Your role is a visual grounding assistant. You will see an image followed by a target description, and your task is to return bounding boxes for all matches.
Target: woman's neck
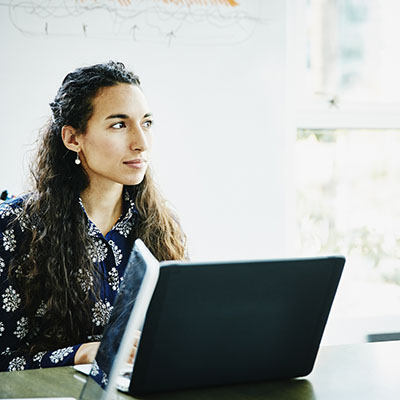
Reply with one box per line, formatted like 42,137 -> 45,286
80,182 -> 124,236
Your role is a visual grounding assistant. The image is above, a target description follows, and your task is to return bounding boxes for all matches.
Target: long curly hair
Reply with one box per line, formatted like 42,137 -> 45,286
9,61 -> 186,355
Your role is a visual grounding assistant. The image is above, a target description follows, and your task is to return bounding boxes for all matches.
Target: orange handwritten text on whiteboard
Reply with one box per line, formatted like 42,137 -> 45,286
75,0 -> 239,7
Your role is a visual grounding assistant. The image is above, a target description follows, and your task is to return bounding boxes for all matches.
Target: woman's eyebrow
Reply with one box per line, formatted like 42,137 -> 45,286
105,113 -> 129,120
105,112 -> 153,120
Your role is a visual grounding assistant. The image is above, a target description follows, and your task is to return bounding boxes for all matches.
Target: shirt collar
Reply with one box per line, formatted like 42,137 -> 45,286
79,188 -> 138,237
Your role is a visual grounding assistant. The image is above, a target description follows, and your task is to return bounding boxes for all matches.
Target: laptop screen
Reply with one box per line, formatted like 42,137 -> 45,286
130,256 -> 344,395
79,239 -> 160,400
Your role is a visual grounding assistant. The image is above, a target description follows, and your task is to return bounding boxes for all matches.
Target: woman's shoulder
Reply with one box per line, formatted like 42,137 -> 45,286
0,194 -> 30,218
0,193 -> 33,231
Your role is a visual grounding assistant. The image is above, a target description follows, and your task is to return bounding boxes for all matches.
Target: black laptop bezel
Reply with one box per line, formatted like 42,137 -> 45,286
129,256 -> 345,395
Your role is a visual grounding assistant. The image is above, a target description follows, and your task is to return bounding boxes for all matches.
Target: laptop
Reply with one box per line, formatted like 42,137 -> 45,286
79,242 -> 345,398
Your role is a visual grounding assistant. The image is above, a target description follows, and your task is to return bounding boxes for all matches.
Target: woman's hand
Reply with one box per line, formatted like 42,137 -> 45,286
74,341 -> 101,365
74,330 -> 141,365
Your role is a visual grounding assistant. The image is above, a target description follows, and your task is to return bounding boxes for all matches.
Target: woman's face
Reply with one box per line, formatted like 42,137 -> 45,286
78,83 -> 153,189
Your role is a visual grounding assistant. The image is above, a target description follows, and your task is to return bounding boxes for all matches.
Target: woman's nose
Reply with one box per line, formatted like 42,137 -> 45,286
130,126 -> 149,152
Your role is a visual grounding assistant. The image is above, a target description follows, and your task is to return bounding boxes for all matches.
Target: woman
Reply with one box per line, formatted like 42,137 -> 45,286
0,61 -> 186,372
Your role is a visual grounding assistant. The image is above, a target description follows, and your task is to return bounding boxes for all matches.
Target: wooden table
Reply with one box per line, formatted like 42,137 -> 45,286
1,341 -> 399,399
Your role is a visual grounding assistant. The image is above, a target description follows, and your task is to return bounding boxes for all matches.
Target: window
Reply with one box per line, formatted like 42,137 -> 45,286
296,129 -> 400,344
291,0 -> 400,344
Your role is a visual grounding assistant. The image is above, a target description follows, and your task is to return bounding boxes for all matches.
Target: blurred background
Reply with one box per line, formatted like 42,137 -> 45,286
1,0 -> 400,345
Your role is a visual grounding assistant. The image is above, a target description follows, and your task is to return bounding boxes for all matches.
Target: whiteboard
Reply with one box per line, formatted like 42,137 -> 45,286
0,0 -> 293,261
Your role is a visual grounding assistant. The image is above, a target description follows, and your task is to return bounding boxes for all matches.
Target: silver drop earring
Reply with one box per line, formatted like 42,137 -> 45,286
75,152 -> 81,165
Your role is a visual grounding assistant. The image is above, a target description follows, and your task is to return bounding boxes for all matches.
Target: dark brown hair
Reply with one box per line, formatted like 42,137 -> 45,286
10,61 -> 186,354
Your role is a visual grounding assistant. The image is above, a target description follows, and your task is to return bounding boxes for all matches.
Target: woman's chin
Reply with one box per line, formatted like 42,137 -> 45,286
122,174 -> 146,187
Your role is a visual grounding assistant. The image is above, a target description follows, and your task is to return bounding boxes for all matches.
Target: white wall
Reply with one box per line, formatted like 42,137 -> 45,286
0,0 -> 293,261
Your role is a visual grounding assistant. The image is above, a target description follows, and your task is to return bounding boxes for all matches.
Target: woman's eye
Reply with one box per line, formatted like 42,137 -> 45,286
111,121 -> 126,129
143,120 -> 153,129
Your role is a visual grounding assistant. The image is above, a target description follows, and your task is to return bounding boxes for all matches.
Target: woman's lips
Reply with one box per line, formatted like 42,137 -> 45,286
123,159 -> 147,169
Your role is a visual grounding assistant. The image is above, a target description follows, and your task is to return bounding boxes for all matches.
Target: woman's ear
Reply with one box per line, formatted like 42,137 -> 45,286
61,126 -> 81,152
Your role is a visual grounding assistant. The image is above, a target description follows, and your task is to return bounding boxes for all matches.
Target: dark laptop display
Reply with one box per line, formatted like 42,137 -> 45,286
130,255 -> 345,395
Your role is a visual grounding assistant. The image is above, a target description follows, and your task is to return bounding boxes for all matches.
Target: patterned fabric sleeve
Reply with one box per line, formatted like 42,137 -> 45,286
0,229 -> 83,370
0,343 -> 82,372
0,198 -> 82,371
0,200 -> 26,371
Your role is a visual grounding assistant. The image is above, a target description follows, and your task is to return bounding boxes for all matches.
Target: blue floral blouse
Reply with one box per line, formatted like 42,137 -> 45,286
0,191 -> 138,372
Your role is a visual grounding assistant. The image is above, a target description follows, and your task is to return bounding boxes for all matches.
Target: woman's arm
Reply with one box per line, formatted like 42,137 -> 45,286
0,342 -> 87,371
0,273 -> 101,370
0,200 -> 91,371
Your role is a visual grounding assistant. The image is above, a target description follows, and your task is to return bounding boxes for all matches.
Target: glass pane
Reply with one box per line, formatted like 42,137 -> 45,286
306,0 -> 400,102
296,129 -> 400,343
